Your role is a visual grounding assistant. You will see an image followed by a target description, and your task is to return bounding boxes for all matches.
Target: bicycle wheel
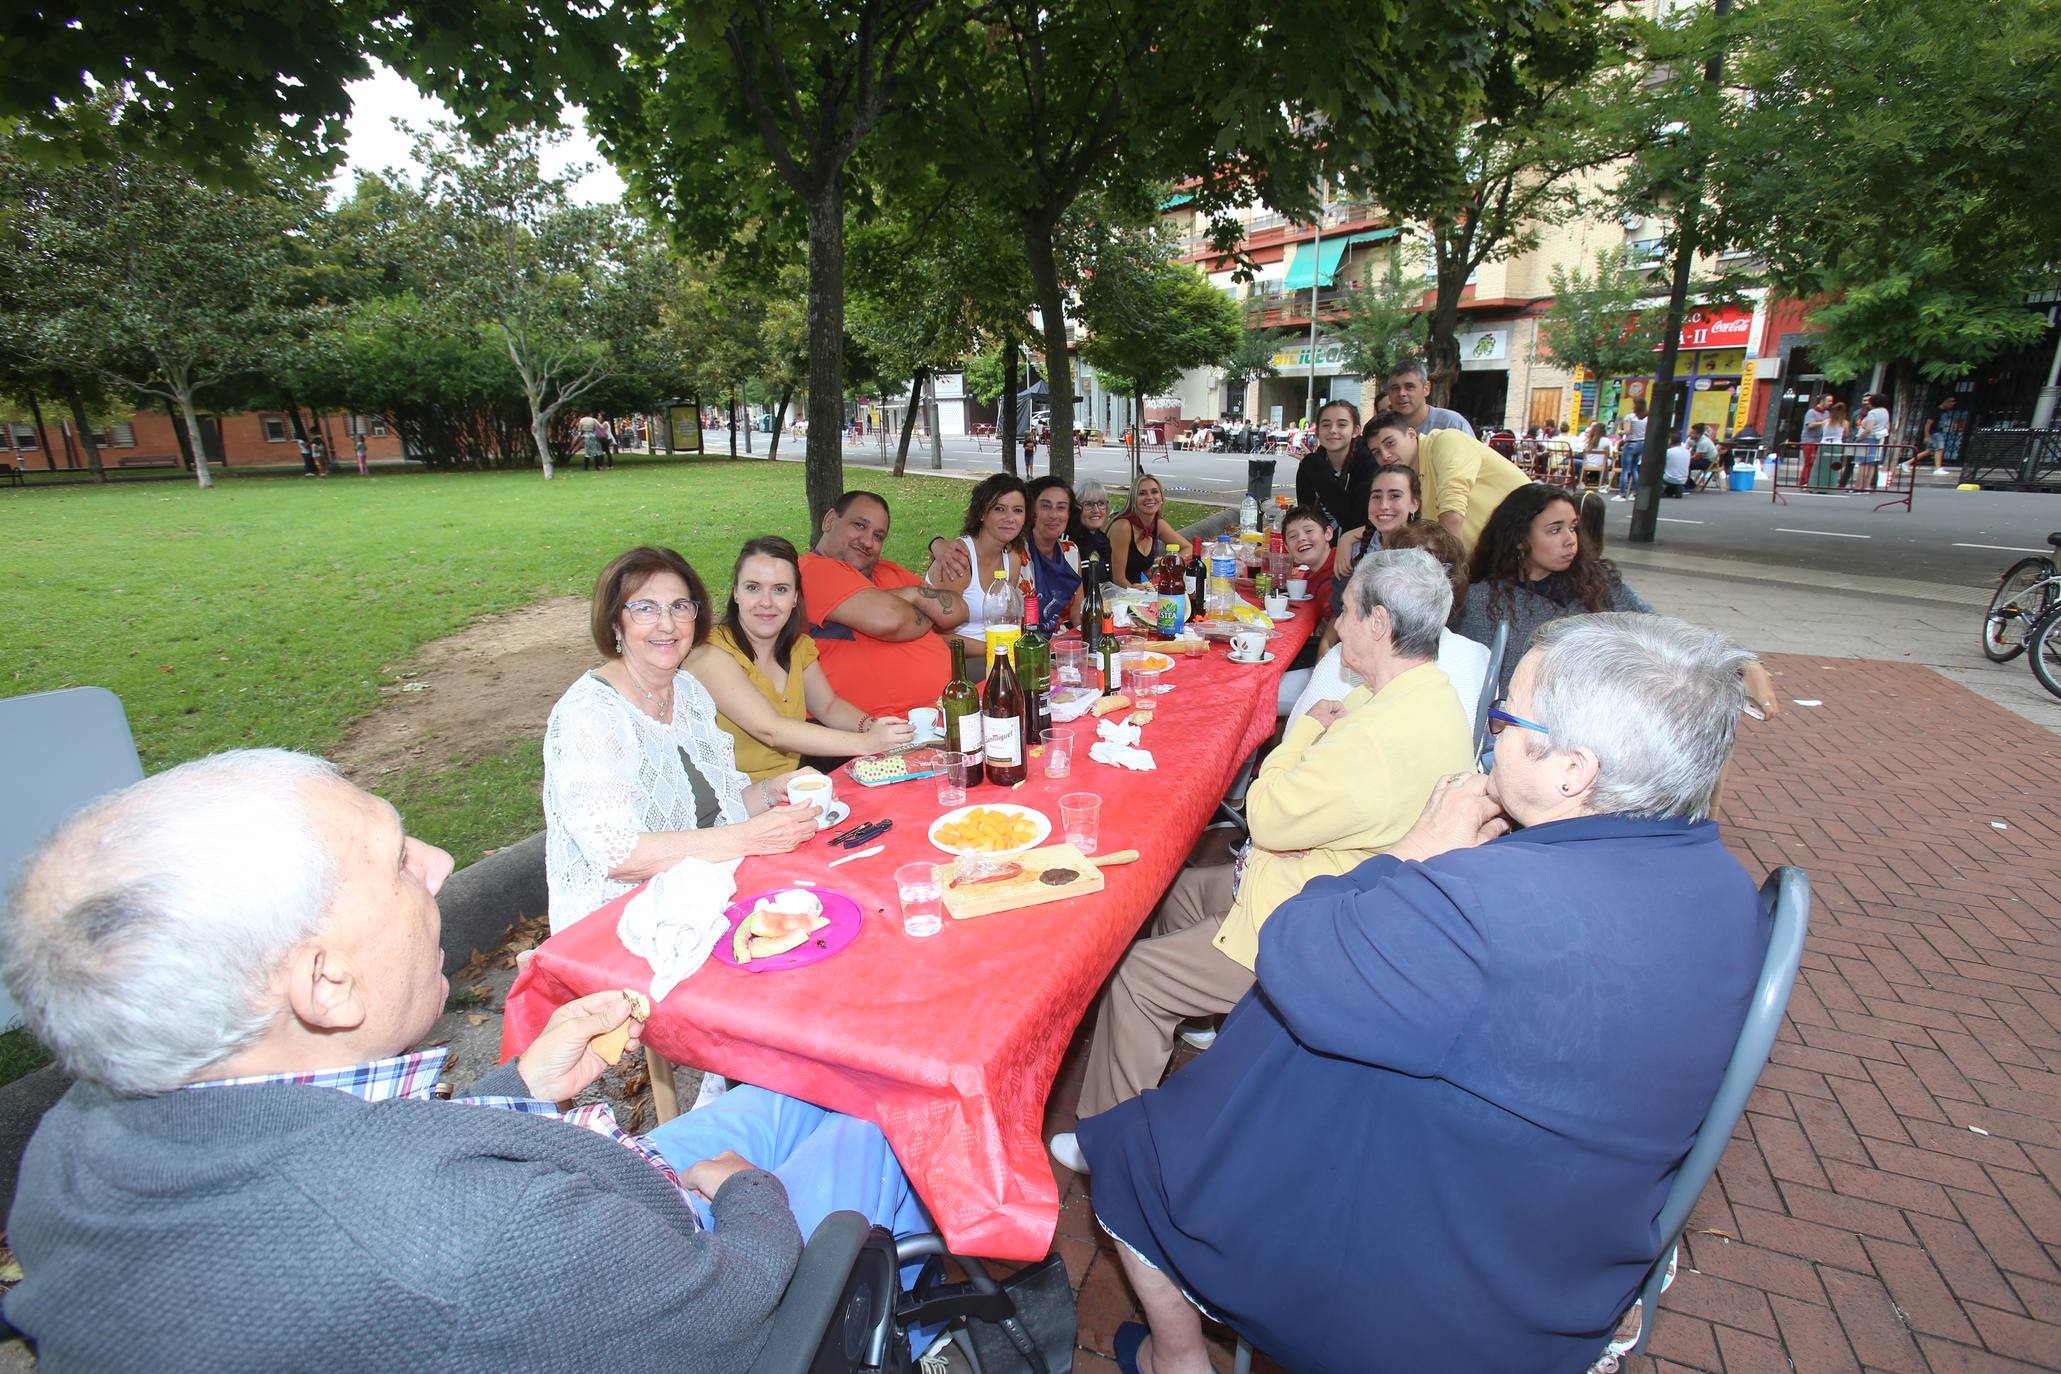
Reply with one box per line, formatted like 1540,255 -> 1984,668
1982,557 -> 2054,662
2030,607 -> 2061,701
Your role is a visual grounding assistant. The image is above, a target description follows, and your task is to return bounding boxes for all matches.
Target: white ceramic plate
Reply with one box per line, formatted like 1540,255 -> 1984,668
927,802 -> 1053,857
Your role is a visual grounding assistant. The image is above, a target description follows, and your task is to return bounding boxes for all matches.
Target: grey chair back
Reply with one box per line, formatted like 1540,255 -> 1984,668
1471,621 -> 1510,761
1628,865 -> 1811,1356
0,687 -> 145,1030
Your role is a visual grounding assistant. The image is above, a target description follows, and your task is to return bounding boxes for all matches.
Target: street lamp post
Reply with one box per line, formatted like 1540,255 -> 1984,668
1307,169 -> 1325,422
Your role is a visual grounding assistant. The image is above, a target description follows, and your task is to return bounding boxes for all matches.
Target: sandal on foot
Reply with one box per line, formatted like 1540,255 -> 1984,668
1113,1321 -> 1149,1374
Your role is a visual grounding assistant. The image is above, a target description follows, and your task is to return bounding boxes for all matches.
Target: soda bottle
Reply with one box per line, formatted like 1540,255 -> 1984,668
942,637 -> 983,756
1153,543 -> 1187,638
981,641 -> 1026,786
982,568 -> 1016,671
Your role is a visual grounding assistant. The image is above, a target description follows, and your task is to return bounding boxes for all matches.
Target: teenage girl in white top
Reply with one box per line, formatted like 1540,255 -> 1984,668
935,472 -> 1028,673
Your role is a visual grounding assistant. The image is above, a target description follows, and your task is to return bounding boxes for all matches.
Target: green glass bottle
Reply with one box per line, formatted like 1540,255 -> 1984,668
942,636 -> 983,756
1014,579 -> 1050,741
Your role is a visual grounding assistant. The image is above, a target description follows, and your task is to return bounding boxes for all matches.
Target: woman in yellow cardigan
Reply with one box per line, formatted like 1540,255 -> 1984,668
687,537 -> 914,782
1366,410 -> 1534,555
1050,548 -> 1474,1175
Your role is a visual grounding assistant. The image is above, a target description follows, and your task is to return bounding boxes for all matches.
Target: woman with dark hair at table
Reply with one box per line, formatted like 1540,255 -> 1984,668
1079,613 -> 1769,1374
1452,484 -> 1651,699
930,472 -> 1028,673
1023,476 -> 1084,631
689,536 -> 915,783
1293,398 -> 1371,535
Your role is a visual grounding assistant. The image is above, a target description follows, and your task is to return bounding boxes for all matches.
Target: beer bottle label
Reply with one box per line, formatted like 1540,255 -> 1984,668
985,716 -> 1022,766
954,713 -> 984,752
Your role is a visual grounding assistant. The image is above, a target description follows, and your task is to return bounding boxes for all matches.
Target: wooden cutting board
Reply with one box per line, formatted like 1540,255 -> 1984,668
931,842 -> 1107,920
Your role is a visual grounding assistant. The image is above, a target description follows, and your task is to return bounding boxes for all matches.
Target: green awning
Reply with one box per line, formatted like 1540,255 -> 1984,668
1282,238 -> 1350,291
1159,191 -> 1194,210
1340,228 -> 1400,248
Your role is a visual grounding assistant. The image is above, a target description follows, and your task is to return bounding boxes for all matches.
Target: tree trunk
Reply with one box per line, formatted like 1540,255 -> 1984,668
926,371 -> 943,471
727,386 -> 739,458
1630,215 -> 1698,544
743,384 -> 754,454
68,393 -> 106,483
1425,260 -> 1467,409
801,183 -> 848,533
161,397 -> 195,475
1022,218 -> 1075,485
518,369 -> 557,477
1000,331 -> 1020,477
769,390 -> 792,458
894,367 -> 926,477
28,397 -> 60,470
173,390 -> 214,489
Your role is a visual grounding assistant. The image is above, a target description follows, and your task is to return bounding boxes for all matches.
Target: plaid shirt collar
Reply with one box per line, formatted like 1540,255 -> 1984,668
184,1047 -> 453,1101
184,1046 -> 684,1194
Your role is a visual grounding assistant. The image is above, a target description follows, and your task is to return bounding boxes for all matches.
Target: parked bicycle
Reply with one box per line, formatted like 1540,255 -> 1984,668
1982,533 -> 2061,699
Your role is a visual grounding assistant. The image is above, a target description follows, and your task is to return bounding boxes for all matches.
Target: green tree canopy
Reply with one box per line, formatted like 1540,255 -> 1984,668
1531,247 -> 1664,381
1078,246 -> 1242,477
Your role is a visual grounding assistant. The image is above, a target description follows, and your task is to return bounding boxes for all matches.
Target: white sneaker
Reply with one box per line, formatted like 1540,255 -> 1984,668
1049,1132 -> 1090,1174
1178,1025 -> 1219,1049
1610,494 -> 1627,502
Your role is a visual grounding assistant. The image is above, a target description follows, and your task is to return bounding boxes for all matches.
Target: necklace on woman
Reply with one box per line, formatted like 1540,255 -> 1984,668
620,661 -> 673,718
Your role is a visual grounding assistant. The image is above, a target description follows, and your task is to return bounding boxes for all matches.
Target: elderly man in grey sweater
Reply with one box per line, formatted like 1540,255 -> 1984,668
1,750 -> 927,1372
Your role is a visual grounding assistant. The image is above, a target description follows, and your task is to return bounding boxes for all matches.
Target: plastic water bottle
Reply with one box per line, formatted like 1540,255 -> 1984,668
1207,537 -> 1238,618
1238,492 -> 1260,534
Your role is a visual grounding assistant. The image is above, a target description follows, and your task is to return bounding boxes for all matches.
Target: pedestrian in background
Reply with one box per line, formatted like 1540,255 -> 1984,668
1613,397 -> 1648,501
1801,395 -> 1832,487
353,433 -> 368,478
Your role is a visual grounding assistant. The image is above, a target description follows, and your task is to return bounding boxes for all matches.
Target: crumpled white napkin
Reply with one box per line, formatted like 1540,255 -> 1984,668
1090,740 -> 1157,771
617,855 -> 743,1001
1096,719 -> 1142,747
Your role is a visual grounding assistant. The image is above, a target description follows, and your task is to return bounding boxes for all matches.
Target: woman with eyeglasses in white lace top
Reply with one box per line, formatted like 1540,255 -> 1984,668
542,546 -> 824,934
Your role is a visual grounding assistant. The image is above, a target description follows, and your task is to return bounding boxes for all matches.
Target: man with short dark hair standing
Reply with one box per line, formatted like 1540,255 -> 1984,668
1385,358 -> 1475,439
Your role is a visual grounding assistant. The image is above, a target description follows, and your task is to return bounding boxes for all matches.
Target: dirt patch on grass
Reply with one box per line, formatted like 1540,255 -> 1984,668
334,596 -> 594,782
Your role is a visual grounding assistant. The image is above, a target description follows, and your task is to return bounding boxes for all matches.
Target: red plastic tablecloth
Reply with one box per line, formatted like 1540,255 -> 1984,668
502,610 -> 1315,1261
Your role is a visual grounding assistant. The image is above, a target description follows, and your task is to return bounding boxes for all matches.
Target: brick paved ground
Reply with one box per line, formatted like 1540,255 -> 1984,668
1036,654 -> 2061,1373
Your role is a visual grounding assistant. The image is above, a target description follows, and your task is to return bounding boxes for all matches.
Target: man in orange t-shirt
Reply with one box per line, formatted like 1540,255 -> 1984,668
799,490 -> 968,717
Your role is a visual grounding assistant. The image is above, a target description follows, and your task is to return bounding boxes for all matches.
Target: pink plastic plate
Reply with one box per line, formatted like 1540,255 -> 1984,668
713,888 -> 865,973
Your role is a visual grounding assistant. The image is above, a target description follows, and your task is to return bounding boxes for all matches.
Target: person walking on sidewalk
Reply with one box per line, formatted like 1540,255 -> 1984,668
1613,397 -> 1648,501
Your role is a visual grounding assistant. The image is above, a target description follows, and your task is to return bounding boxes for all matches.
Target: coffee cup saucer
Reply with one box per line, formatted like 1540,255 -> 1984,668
817,800 -> 852,829
1230,650 -> 1277,665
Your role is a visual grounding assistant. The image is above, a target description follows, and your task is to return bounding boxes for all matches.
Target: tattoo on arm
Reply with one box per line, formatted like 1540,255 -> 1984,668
914,585 -> 961,614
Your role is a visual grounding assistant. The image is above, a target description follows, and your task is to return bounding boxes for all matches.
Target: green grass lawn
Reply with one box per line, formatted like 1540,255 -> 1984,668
3,459 -> 1212,870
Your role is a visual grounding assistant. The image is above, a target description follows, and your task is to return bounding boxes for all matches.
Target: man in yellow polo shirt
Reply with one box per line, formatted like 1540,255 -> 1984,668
1050,549 -> 1473,1173
1366,411 -> 1533,554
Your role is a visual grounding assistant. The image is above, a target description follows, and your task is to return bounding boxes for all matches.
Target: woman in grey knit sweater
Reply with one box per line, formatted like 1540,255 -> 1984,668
1452,484 -> 1651,697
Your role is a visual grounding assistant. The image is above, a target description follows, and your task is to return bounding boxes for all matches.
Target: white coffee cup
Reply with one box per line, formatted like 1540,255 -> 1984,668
786,773 -> 837,827
907,707 -> 941,740
1264,592 -> 1290,618
1287,577 -> 1309,600
1230,630 -> 1267,662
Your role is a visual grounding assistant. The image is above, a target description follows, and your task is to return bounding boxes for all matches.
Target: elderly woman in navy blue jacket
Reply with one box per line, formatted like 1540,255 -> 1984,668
1078,613 -> 1768,1374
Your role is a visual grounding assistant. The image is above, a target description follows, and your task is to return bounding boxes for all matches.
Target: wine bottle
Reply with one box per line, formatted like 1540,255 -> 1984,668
1016,584 -> 1050,740
1185,538 -> 1208,621
942,636 -> 983,756
982,642 -> 1026,786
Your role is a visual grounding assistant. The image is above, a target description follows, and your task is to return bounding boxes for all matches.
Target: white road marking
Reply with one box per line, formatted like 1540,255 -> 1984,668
1658,517 -> 1704,524
1953,543 -> 2055,554
1776,528 -> 1870,538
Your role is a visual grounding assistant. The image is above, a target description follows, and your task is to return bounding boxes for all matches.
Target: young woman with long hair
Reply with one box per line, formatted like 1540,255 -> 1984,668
1110,474 -> 1183,588
1452,484 -> 1652,696
687,536 -> 914,782
1294,398 -> 1372,535
932,472 -> 1029,661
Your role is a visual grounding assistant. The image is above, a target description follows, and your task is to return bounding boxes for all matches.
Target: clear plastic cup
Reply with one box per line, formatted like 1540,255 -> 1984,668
895,861 -> 943,937
935,749 -> 973,807
1059,792 -> 1101,855
1040,727 -> 1073,779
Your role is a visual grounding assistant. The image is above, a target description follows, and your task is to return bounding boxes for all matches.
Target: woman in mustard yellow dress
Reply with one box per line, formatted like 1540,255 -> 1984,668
687,537 -> 915,781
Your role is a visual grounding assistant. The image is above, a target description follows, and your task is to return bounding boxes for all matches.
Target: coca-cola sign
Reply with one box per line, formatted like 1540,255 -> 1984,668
1671,305 -> 1753,350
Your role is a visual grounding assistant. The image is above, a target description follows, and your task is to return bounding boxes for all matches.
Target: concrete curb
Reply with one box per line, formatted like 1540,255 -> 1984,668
0,831 -> 550,1212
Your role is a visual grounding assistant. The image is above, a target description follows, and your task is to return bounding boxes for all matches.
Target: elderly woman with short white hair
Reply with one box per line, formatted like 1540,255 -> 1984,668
1078,613 -> 1768,1374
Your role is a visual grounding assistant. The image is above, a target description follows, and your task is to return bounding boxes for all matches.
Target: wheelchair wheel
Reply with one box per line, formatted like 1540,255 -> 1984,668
2029,607 -> 2061,701
1983,557 -> 2054,662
